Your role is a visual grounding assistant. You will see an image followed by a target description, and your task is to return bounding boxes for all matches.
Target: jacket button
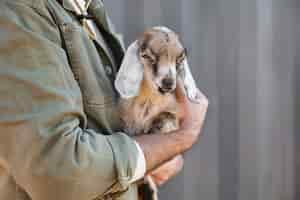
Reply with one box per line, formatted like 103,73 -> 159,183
105,65 -> 113,75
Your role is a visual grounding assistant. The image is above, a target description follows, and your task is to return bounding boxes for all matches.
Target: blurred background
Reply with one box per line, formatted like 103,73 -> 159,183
104,0 -> 299,199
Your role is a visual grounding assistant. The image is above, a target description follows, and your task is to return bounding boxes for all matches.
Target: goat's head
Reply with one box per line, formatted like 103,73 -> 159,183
115,26 -> 199,102
138,27 -> 186,94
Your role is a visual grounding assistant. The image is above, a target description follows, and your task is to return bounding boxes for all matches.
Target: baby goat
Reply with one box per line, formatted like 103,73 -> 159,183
115,27 -> 199,200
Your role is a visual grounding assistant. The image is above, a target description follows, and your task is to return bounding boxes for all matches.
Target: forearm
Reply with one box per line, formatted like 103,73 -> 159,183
134,129 -> 193,172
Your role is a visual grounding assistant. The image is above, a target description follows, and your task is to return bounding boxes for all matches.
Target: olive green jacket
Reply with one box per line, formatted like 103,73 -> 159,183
0,0 -> 140,199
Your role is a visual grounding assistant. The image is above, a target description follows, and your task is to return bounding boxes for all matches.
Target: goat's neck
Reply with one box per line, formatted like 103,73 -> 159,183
137,78 -> 164,104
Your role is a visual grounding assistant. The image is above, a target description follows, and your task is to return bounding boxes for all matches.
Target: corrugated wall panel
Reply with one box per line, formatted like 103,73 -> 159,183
104,0 -> 298,199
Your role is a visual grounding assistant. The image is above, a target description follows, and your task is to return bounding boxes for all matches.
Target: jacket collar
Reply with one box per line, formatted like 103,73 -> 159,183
61,0 -> 111,33
87,0 -> 114,33
61,0 -> 77,13
85,0 -> 125,51
60,0 -> 125,59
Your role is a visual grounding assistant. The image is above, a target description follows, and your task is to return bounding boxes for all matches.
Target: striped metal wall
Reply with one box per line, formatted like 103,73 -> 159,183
104,0 -> 298,199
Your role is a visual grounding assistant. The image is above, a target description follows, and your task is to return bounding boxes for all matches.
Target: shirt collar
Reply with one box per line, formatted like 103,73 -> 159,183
61,0 -> 78,13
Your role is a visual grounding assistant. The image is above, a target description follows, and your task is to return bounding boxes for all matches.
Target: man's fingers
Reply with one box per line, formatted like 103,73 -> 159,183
171,155 -> 184,173
175,80 -> 189,120
176,79 -> 208,107
175,79 -> 188,103
149,155 -> 184,186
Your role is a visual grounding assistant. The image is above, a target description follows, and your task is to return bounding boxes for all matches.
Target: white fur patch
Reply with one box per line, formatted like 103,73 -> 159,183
114,41 -> 144,98
153,26 -> 173,33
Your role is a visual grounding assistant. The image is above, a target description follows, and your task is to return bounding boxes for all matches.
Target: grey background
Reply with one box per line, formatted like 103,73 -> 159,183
104,0 -> 299,199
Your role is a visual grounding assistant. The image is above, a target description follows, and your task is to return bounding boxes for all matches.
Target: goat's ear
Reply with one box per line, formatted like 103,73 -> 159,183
179,59 -> 202,103
115,41 -> 144,98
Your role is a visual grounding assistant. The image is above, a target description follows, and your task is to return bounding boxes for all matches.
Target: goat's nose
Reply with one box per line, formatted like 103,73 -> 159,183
162,78 -> 174,89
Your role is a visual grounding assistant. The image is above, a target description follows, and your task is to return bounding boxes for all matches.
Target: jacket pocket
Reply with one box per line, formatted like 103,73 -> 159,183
58,21 -> 122,132
59,21 -> 117,107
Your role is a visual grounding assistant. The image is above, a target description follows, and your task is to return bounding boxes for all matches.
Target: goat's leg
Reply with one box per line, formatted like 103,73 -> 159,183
147,112 -> 179,134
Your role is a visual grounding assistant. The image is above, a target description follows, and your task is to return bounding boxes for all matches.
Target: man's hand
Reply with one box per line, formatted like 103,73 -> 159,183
148,155 -> 184,186
176,80 -> 209,149
135,80 -> 208,171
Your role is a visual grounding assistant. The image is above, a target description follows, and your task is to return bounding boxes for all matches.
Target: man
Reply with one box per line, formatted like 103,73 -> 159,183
0,0 -> 208,199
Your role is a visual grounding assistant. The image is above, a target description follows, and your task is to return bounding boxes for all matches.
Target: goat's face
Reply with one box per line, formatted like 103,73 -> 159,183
138,29 -> 186,94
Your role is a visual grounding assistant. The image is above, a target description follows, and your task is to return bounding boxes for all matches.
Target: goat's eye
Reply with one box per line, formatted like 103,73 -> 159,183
142,54 -> 156,64
176,54 -> 186,69
176,59 -> 184,69
177,54 -> 185,63
142,54 -> 153,61
142,54 -> 151,60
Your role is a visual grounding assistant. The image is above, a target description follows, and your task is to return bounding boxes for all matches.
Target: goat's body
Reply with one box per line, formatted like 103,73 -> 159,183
119,79 -> 179,137
118,79 -> 180,200
115,26 -> 195,200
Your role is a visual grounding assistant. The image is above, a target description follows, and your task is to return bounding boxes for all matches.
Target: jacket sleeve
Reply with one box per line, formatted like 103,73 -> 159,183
0,2 -> 139,199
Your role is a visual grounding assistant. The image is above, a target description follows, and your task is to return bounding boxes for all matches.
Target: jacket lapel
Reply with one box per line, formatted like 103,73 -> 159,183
60,0 -> 125,68
87,0 -> 125,68
87,0 -> 111,33
87,0 -> 125,51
